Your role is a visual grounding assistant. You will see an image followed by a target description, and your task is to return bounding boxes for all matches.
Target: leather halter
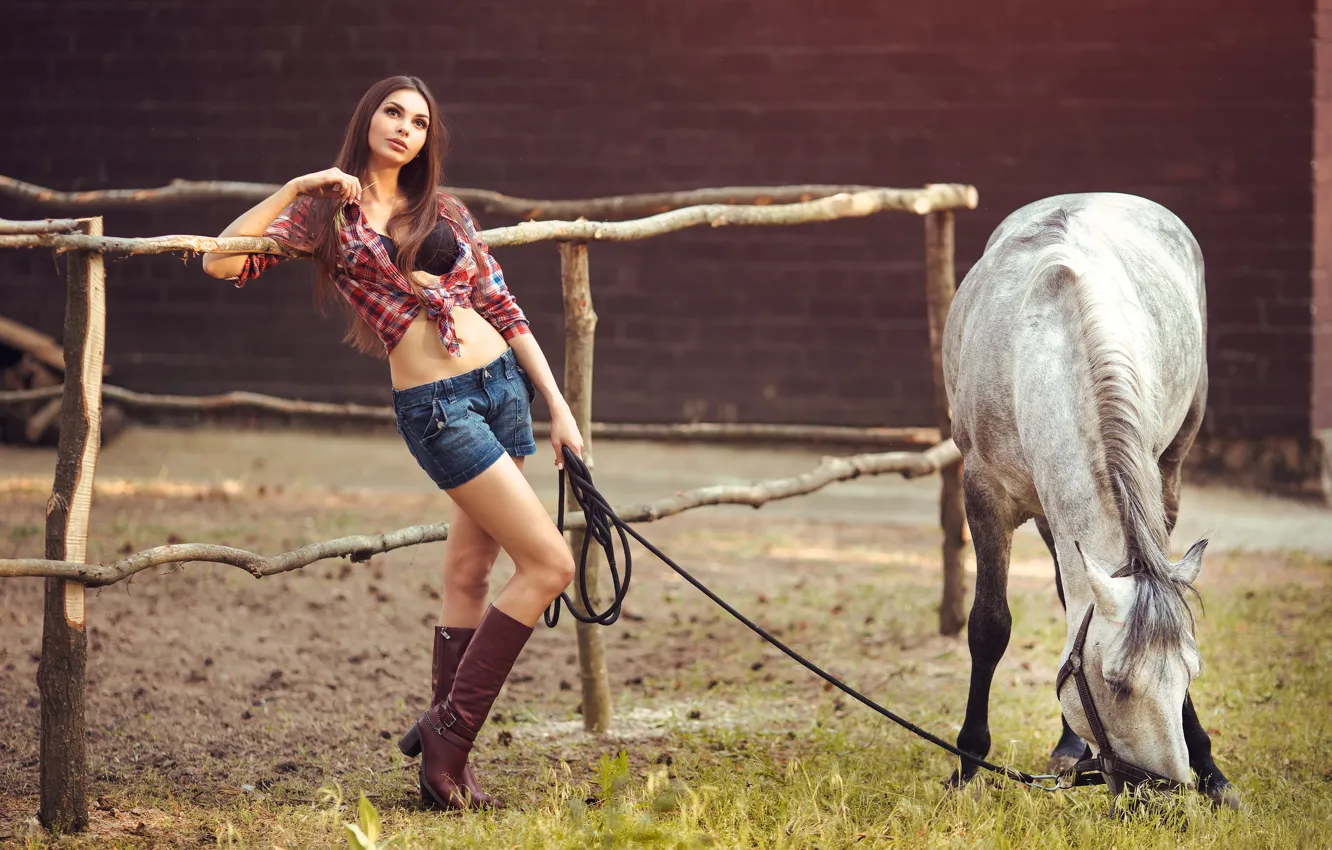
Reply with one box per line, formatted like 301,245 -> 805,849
1055,602 -> 1187,791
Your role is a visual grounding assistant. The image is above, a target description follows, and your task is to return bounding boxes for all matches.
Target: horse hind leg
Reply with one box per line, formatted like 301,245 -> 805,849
946,468 -> 1019,788
1036,515 -> 1092,773
1160,375 -> 1206,536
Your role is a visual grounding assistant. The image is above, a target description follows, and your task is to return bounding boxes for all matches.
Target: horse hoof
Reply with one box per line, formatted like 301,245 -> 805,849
1046,753 -> 1082,775
942,769 -> 972,790
1203,781 -> 1241,811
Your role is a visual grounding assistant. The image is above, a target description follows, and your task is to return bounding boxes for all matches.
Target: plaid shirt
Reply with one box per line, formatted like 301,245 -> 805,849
235,192 -> 530,355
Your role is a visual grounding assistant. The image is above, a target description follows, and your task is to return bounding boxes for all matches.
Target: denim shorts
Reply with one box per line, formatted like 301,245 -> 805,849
392,348 -> 537,490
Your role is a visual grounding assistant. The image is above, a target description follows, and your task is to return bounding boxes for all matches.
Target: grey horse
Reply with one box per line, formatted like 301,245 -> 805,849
942,193 -> 1238,806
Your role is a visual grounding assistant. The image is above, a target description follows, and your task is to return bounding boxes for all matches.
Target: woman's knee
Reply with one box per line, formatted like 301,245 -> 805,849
523,543 -> 575,597
445,545 -> 499,594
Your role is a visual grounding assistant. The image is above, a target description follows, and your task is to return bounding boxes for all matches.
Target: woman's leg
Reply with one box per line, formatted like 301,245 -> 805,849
437,458 -> 523,629
416,455 -> 574,810
444,455 -> 573,626
401,462 -> 525,806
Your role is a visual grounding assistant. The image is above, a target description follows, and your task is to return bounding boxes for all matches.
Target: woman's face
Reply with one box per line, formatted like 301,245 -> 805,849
368,88 -> 430,167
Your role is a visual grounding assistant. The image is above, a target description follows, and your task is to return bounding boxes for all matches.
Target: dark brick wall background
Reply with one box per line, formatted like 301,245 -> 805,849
0,0 -> 1318,435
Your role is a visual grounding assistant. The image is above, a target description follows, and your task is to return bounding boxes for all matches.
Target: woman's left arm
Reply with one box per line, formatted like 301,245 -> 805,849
507,334 -> 584,468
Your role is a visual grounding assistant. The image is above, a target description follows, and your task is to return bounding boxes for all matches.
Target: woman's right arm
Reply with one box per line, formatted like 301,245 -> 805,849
201,167 -> 363,280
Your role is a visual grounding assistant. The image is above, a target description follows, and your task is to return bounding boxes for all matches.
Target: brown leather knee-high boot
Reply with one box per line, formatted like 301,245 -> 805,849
398,626 -> 496,807
417,605 -> 531,811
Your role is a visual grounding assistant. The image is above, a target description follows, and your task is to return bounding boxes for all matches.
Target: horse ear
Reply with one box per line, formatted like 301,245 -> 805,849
1172,538 -> 1207,585
1074,541 -> 1124,618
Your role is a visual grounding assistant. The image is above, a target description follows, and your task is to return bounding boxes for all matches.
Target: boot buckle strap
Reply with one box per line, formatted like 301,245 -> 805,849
426,705 -> 462,737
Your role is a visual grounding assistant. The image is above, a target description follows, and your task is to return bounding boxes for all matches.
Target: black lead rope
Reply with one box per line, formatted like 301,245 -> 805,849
542,450 -> 634,628
545,447 -> 1098,792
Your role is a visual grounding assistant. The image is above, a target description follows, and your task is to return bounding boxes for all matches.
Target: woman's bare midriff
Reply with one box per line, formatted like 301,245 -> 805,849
389,308 -> 510,391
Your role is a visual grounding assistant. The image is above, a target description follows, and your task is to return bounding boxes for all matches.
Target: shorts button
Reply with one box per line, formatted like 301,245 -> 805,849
434,420 -> 444,430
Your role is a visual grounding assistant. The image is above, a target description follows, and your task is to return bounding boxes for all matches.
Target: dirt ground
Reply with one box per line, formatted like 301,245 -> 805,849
0,426 -> 1329,845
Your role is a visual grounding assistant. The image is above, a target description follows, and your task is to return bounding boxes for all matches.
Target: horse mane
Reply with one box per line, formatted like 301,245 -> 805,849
1022,208 -> 1198,675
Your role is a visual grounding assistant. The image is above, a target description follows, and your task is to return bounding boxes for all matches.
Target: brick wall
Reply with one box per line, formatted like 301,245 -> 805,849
0,0 -> 1318,434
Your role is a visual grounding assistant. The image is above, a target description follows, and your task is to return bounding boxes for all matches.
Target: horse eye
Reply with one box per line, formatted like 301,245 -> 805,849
1106,679 -> 1132,699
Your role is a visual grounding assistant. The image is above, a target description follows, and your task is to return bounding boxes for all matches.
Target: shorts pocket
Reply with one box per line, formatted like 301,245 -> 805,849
416,398 -> 451,444
517,368 -> 536,403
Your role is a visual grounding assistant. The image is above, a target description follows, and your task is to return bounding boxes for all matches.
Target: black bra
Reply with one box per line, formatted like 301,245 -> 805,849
379,219 -> 459,276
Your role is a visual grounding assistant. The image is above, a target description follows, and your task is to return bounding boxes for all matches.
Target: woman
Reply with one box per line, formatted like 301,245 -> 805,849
202,75 -> 580,811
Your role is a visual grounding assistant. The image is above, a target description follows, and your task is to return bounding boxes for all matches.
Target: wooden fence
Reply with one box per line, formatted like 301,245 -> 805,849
0,178 -> 975,832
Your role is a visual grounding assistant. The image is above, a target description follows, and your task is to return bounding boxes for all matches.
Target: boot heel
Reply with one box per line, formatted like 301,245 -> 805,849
398,722 -> 422,757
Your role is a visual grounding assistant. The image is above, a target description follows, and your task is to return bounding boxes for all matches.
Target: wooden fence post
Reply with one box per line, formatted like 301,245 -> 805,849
559,241 -> 613,733
39,217 -> 105,832
924,211 -> 968,637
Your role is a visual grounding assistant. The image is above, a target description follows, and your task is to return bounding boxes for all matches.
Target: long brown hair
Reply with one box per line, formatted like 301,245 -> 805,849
306,75 -> 483,356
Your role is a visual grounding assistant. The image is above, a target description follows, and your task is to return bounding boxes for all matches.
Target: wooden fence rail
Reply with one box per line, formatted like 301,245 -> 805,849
0,383 -> 940,447
0,185 -> 976,254
2,440 -> 960,586
0,174 -> 976,221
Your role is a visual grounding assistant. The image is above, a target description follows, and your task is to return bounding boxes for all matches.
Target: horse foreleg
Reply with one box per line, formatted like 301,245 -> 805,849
1184,693 -> 1241,809
1160,386 -> 1232,804
946,470 -> 1016,788
1036,515 -> 1092,773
